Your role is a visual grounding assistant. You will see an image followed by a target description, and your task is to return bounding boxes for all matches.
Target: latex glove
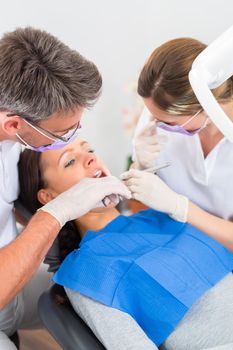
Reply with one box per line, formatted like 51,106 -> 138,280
121,169 -> 188,222
40,176 -> 131,227
133,119 -> 167,170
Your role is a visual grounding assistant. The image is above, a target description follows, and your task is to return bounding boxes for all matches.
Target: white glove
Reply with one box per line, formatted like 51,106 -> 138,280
133,119 -> 167,170
121,169 -> 188,222
40,176 -> 131,227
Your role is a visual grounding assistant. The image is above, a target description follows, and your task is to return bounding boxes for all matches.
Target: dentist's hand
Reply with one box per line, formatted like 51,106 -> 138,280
133,120 -> 167,170
121,169 -> 188,222
40,176 -> 131,227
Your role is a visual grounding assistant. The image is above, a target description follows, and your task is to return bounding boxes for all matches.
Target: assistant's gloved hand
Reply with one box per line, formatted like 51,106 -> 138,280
40,176 -> 131,227
133,119 -> 167,170
121,169 -> 188,222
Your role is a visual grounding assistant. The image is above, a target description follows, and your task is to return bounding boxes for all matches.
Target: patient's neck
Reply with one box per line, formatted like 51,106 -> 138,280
74,207 -> 120,238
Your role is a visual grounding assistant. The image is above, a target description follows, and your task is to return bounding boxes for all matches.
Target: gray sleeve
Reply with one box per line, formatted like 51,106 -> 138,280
65,288 -> 158,350
160,273 -> 233,350
202,345 -> 233,350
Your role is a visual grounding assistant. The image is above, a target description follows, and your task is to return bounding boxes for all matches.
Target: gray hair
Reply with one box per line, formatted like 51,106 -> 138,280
0,27 -> 102,121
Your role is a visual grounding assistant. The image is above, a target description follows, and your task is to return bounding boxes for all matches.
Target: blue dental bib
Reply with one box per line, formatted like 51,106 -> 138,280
53,209 -> 233,346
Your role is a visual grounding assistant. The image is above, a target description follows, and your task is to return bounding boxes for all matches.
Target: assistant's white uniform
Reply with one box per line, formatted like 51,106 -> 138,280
133,108 -> 233,220
0,141 -> 50,349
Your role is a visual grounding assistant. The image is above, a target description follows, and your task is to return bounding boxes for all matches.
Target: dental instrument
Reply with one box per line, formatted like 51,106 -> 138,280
142,162 -> 171,174
102,163 -> 172,206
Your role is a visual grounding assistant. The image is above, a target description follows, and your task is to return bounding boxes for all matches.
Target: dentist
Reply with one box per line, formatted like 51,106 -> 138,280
0,27 -> 130,349
122,36 -> 233,252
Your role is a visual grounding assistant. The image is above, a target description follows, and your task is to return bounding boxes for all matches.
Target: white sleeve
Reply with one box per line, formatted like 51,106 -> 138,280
132,106 -> 152,162
66,288 -> 158,350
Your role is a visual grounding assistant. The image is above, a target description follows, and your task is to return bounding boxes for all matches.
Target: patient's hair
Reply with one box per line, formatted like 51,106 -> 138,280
18,149 -> 81,304
138,37 -> 233,115
0,27 -> 102,121
18,149 -> 81,264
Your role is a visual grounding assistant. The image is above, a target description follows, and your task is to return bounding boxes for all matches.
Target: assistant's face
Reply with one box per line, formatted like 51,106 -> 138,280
40,138 -> 110,197
143,97 -> 206,131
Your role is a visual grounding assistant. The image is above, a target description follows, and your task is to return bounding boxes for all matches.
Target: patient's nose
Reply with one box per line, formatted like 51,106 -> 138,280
84,153 -> 97,168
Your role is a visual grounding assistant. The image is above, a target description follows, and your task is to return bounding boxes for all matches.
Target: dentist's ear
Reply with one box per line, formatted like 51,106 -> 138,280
37,189 -> 56,205
1,114 -> 22,136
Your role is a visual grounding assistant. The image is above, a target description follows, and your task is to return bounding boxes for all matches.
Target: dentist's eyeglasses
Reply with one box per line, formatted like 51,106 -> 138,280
7,113 -> 82,142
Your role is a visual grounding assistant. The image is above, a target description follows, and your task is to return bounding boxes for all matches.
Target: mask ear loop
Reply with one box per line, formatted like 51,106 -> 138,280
180,109 -> 203,127
15,133 -> 32,149
199,115 -> 210,131
22,118 -> 56,141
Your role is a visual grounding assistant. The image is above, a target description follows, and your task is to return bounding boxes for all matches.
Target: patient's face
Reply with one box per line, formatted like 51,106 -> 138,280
40,138 -> 110,196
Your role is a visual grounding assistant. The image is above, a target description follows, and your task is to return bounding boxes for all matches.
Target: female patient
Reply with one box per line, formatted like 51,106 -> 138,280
18,138 -> 233,350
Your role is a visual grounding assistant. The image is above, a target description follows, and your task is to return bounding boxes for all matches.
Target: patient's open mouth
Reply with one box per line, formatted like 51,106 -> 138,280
93,170 -> 106,178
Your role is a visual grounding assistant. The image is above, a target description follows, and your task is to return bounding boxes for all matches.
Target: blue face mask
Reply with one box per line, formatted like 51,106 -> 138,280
16,118 -> 82,152
157,110 -> 209,136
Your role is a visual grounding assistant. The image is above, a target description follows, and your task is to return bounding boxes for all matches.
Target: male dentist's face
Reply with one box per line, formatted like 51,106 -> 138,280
2,107 -> 83,148
40,138 -> 110,197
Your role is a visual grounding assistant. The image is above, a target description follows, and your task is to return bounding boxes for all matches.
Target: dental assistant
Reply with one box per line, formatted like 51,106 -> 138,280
0,27 -> 130,350
123,37 -> 233,252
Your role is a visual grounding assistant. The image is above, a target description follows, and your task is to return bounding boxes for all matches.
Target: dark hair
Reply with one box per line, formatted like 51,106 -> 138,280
18,148 -> 81,259
138,37 -> 233,115
0,27 -> 102,121
18,149 -> 81,303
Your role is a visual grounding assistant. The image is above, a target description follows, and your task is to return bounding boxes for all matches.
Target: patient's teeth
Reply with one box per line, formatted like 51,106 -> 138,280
94,170 -> 102,178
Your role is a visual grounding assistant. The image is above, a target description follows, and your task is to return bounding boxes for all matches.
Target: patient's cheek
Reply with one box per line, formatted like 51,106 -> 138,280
101,162 -> 111,176
56,175 -> 84,193
105,169 -> 111,176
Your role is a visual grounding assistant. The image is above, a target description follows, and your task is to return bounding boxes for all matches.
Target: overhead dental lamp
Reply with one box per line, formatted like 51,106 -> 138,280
189,25 -> 233,142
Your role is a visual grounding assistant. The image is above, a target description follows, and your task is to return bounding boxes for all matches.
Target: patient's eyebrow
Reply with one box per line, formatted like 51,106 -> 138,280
57,141 -> 89,164
58,150 -> 71,164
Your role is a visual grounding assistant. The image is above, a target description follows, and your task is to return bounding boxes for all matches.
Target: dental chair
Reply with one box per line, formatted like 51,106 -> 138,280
15,199 -> 106,350
38,283 -> 106,350
9,332 -> 20,349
